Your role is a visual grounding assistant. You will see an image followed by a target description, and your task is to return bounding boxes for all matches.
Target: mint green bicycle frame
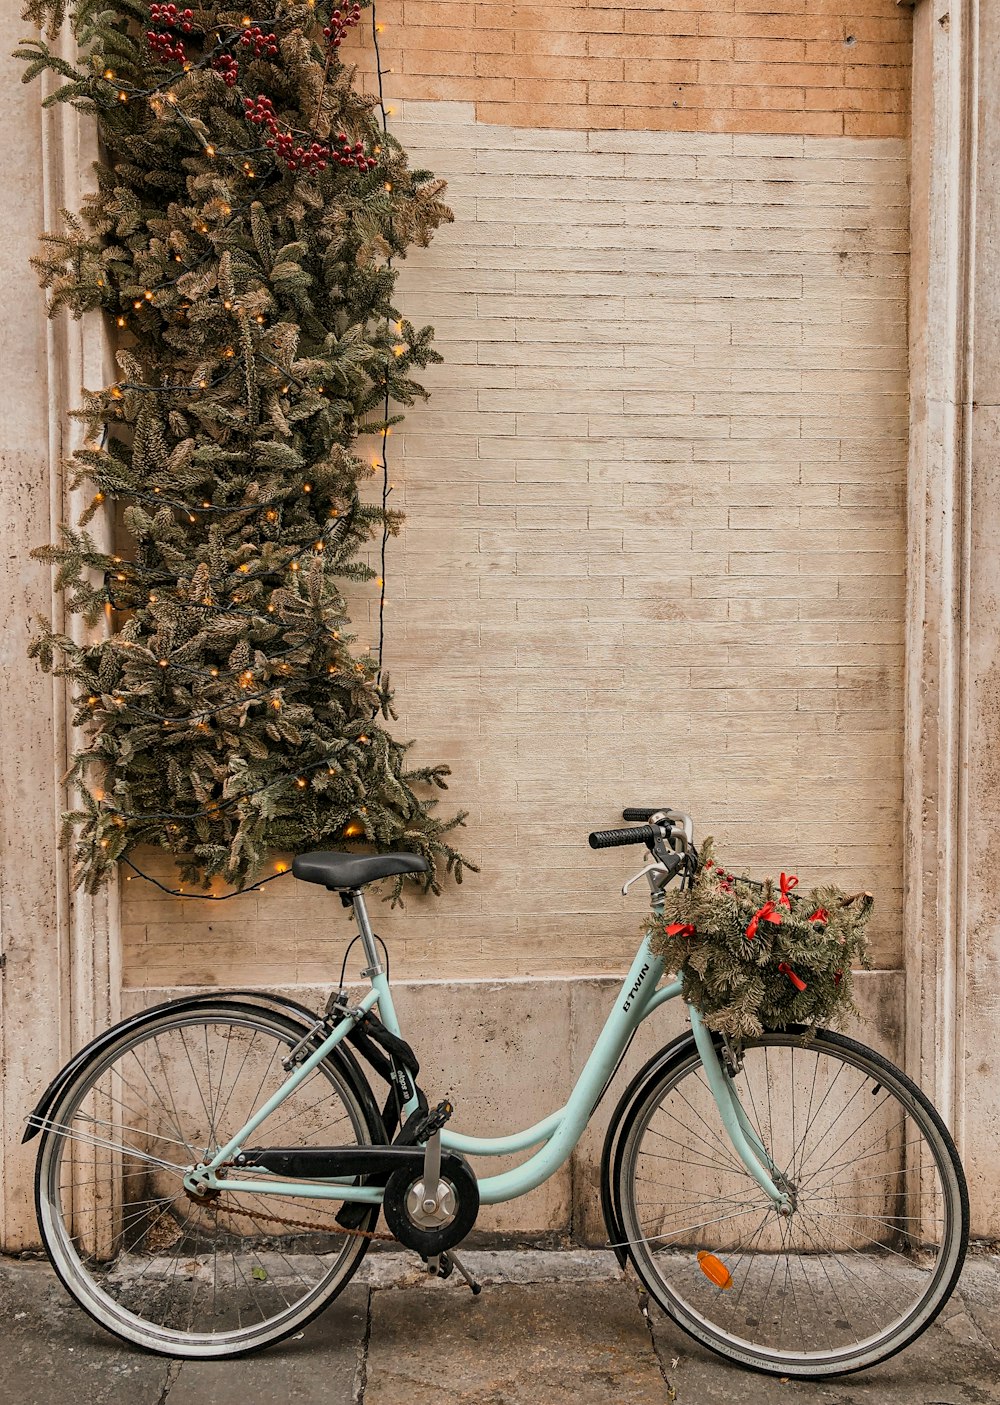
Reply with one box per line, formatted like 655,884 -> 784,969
187,922 -> 791,1214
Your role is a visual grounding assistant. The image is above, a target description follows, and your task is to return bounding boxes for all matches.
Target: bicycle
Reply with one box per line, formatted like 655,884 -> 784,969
24,807 -> 969,1375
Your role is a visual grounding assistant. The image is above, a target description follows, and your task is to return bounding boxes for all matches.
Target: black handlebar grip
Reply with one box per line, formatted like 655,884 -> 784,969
621,808 -> 660,821
588,824 -> 659,850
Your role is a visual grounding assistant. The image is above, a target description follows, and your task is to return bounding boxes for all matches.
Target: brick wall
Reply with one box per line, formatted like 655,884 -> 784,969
122,5 -> 910,991
354,0 -> 910,137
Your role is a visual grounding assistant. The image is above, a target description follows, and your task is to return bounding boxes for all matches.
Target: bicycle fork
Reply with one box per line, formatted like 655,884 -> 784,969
688,1006 -> 794,1214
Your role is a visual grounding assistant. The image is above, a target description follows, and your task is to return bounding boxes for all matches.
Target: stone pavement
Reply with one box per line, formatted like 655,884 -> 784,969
0,1249 -> 997,1405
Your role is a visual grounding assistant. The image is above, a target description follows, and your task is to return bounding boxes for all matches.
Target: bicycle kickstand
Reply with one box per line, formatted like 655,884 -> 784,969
426,1249 -> 483,1295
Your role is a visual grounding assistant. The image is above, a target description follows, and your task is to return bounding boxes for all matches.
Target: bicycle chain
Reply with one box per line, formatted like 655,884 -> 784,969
205,1194 -> 398,1243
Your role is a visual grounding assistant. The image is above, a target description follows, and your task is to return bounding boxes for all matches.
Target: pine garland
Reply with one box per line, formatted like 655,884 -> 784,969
647,840 -> 873,1041
16,1 -> 473,896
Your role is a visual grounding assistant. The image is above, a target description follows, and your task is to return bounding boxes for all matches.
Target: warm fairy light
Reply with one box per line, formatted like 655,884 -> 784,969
358,734 -> 368,743
296,776 -> 308,788
241,14 -> 252,23
205,145 -> 216,157
103,68 -> 115,79
118,90 -> 128,103
256,314 -> 265,324
392,343 -> 406,356
266,509 -> 278,522
110,385 -> 122,399
384,182 -> 392,191
150,593 -> 158,602
267,603 -> 275,612
223,299 -> 233,309
159,658 -> 168,667
343,820 -> 363,837
385,107 -> 395,116
238,563 -> 250,572
87,695 -> 98,706
210,667 -> 219,677
116,315 -> 127,327
272,698 -> 281,709
144,289 -> 153,300
290,561 -> 300,571
375,22 -> 384,31
303,482 -> 312,492
275,861 -> 288,873
133,300 -> 143,309
95,492 -> 105,503
224,347 -> 235,358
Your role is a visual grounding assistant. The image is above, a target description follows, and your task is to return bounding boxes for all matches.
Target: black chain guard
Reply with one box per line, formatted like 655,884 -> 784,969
382,1153 -> 479,1255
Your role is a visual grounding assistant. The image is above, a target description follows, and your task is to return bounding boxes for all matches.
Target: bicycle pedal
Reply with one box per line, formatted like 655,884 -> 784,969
413,1098 -> 454,1142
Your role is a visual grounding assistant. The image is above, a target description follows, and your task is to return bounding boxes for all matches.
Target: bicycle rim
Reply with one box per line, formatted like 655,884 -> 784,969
36,1004 -> 377,1357
616,1030 -> 968,1376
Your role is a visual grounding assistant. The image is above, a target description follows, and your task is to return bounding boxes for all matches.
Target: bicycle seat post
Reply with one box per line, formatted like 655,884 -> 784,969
347,888 -> 383,978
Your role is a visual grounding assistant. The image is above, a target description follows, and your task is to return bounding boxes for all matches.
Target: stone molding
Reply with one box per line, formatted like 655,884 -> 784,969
903,0 -> 1000,1236
0,39 -> 120,1246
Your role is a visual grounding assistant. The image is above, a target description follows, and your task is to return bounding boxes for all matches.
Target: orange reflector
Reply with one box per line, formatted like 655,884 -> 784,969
697,1251 -> 732,1289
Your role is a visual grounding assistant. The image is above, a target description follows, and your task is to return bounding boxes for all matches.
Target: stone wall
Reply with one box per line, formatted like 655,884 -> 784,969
2,0 -> 922,1243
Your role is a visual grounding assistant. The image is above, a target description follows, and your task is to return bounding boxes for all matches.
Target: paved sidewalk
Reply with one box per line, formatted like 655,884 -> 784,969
1,1249 -> 997,1404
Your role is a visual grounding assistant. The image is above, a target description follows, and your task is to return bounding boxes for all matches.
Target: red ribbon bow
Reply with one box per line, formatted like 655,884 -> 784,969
779,873 -> 798,909
666,922 -> 695,939
746,901 -> 782,941
778,961 -> 807,992
807,907 -> 829,925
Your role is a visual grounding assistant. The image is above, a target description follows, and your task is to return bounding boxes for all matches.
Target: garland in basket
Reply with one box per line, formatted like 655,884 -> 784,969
646,839 -> 873,1042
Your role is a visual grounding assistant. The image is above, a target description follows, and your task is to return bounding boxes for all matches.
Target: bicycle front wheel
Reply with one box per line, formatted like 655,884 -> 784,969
613,1028 -> 968,1377
35,1002 -> 381,1357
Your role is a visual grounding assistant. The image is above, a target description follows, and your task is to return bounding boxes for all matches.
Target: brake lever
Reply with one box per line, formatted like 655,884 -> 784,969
622,863 -> 667,896
622,853 -> 684,897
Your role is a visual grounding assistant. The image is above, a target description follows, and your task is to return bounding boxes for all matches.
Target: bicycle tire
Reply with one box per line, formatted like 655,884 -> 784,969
607,1027 -> 968,1377
35,1001 -> 384,1358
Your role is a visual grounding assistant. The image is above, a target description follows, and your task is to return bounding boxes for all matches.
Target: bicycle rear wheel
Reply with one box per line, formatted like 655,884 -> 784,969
611,1028 -> 968,1377
35,1002 -> 381,1357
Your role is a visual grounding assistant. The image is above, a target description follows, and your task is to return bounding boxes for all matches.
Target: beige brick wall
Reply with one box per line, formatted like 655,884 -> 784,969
122,102 -> 909,989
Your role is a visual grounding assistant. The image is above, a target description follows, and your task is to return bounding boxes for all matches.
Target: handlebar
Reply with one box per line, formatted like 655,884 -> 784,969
621,807 -> 660,822
588,824 -> 661,850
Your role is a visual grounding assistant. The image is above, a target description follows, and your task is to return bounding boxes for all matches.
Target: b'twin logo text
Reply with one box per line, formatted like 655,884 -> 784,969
622,962 -> 650,1014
